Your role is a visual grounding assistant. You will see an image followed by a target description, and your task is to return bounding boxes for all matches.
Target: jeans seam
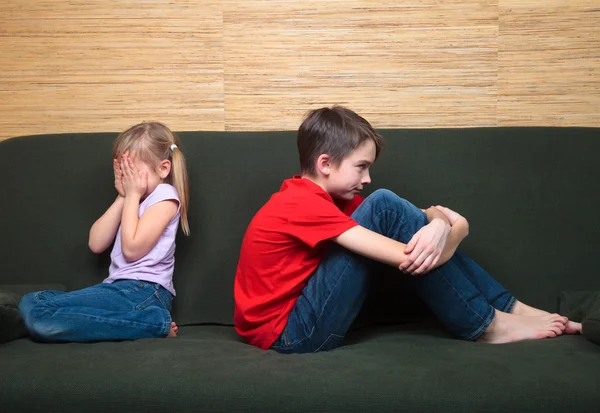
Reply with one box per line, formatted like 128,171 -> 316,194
500,296 -> 517,314
162,310 -> 172,337
313,333 -> 344,353
33,307 -> 169,331
435,266 -> 495,339
33,290 -> 98,308
27,292 -> 103,324
306,254 -> 356,345
155,290 -> 172,311
372,196 -> 423,244
280,256 -> 354,351
374,208 -> 415,244
274,324 -> 313,350
282,322 -> 315,349
464,306 -> 496,341
135,290 -> 162,311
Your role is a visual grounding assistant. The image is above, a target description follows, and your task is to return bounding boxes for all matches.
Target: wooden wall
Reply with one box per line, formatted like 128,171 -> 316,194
1,0 -> 598,141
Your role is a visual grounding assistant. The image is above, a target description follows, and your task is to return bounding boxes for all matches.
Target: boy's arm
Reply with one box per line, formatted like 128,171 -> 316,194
400,206 -> 469,274
399,207 -> 451,274
333,206 -> 469,274
440,217 -> 469,261
435,205 -> 469,263
333,226 -> 410,267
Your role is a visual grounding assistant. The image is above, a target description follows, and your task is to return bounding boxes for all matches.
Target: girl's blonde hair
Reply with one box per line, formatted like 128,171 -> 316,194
113,122 -> 190,235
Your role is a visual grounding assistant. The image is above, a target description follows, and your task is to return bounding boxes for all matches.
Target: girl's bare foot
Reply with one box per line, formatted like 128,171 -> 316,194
167,321 -> 178,337
511,300 -> 581,335
477,310 -> 567,344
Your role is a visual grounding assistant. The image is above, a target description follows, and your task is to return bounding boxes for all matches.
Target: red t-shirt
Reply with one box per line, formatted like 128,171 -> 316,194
234,176 -> 364,349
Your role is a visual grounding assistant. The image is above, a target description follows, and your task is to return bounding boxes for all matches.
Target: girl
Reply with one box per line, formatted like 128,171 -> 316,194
19,122 -> 190,342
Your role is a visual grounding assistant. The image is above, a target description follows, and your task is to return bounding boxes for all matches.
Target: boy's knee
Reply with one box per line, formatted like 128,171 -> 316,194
367,189 -> 419,214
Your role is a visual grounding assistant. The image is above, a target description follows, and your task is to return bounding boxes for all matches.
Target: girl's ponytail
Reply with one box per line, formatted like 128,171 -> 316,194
170,141 -> 190,236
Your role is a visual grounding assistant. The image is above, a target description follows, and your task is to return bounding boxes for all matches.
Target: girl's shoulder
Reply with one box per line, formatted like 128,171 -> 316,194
151,183 -> 179,201
141,184 -> 181,213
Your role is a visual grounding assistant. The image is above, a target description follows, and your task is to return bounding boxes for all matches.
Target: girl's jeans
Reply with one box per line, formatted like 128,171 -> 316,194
18,280 -> 172,342
271,189 -> 516,354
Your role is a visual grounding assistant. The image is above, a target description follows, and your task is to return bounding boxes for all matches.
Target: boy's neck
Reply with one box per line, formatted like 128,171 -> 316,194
300,173 -> 329,195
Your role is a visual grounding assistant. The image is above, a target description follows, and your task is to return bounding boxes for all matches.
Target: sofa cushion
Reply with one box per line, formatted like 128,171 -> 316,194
3,129 -> 600,327
1,324 -> 599,412
559,290 -> 600,345
583,309 -> 600,345
0,284 -> 66,344
0,289 -> 26,344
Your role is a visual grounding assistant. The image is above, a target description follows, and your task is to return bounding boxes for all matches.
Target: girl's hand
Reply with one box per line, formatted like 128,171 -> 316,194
113,159 -> 126,197
120,153 -> 147,198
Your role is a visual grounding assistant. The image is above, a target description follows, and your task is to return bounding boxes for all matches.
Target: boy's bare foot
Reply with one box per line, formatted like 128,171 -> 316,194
167,321 -> 178,337
477,310 -> 567,344
511,300 -> 581,335
511,300 -> 550,317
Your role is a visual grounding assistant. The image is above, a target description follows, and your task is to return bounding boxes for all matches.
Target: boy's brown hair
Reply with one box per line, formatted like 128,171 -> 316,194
297,106 -> 384,176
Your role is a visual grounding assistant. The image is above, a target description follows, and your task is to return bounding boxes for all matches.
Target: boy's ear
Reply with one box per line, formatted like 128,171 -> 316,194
159,159 -> 172,179
316,154 -> 332,176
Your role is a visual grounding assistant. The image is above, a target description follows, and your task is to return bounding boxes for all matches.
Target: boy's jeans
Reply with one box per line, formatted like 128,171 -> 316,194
18,280 -> 172,342
271,189 -> 516,354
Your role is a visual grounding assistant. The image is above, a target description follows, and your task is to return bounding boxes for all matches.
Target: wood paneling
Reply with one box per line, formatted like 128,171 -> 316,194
0,1 -> 224,140
498,0 -> 600,126
1,1 -> 598,140
223,0 -> 498,130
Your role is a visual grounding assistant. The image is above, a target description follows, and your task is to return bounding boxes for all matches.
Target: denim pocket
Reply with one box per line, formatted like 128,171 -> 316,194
278,314 -> 315,350
133,283 -> 172,312
135,290 -> 161,311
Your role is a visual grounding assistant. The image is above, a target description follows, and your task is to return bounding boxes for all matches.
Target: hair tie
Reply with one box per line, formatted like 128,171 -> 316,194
170,144 -> 178,151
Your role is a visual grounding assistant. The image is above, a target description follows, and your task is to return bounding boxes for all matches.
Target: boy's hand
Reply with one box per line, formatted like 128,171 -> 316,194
120,153 -> 147,198
434,205 -> 463,226
113,159 -> 125,197
400,216 -> 450,275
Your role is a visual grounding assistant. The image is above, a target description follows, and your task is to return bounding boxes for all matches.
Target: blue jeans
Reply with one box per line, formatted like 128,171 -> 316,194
18,280 -> 173,342
271,189 -> 516,353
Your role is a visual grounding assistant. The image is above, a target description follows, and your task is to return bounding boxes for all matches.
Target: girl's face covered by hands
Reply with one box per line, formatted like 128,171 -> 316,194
117,152 -> 165,199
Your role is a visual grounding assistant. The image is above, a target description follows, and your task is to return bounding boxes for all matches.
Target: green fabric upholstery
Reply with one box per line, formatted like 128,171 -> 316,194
2,128 -> 600,411
559,290 -> 600,345
1,325 -> 599,412
0,289 -> 25,344
2,128 -> 600,326
0,284 -> 66,343
583,311 -> 600,346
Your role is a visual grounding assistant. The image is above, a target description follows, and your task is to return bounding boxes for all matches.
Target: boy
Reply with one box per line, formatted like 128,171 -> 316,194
234,106 -> 580,353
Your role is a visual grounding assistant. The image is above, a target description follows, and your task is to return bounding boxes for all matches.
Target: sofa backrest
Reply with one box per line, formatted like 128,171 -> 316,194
1,128 -> 599,326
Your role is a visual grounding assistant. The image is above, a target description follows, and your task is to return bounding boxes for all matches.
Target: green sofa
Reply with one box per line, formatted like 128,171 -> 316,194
2,128 -> 600,412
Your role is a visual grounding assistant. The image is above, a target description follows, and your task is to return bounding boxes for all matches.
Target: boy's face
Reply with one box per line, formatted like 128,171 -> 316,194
327,139 -> 376,201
